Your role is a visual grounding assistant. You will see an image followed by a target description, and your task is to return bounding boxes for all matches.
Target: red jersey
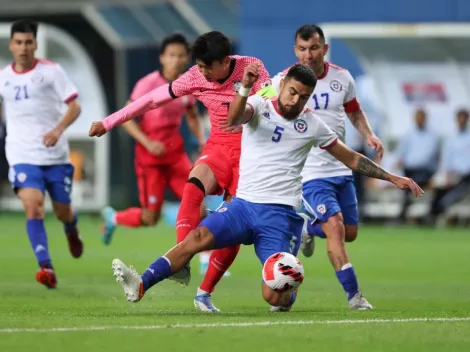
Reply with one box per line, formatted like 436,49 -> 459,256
130,71 -> 196,165
169,55 -> 271,148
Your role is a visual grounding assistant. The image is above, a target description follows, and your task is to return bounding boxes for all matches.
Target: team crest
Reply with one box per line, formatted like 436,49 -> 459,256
330,80 -> 342,92
317,204 -> 327,214
31,72 -> 44,84
217,207 -> 228,213
294,119 -> 308,133
17,172 -> 27,183
233,80 -> 242,92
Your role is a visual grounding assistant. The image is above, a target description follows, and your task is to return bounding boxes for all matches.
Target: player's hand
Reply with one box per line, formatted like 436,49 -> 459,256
242,63 -> 260,88
89,121 -> 107,137
219,119 -> 243,133
144,140 -> 165,157
366,134 -> 384,163
391,175 -> 424,197
43,127 -> 63,147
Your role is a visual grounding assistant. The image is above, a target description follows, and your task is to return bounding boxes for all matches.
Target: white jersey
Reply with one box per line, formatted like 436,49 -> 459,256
0,59 -> 78,166
272,62 -> 360,182
236,95 -> 337,208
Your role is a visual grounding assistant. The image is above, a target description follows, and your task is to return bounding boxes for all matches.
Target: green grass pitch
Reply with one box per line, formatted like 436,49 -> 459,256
0,213 -> 469,352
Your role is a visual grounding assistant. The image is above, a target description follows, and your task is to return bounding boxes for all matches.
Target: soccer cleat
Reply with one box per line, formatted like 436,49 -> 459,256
348,293 -> 373,310
36,268 -> 57,289
112,259 -> 144,302
270,290 -> 297,312
168,262 -> 191,286
66,229 -> 83,258
194,293 -> 220,312
101,206 -> 117,245
298,213 -> 315,258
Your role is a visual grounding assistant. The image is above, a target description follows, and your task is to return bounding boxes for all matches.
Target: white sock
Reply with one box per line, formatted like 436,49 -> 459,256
199,251 -> 211,264
341,263 -> 352,271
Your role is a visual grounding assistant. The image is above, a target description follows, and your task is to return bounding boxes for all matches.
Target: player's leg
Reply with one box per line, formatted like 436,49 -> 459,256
10,164 -> 57,288
101,163 -> 166,245
45,164 -> 83,259
167,154 -> 212,275
111,198 -> 251,305
254,204 -> 304,311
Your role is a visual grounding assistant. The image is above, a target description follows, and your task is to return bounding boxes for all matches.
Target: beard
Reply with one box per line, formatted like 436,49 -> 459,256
277,102 -> 301,121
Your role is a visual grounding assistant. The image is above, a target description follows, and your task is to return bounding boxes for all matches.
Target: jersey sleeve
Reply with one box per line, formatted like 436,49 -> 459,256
52,64 -> 79,103
270,73 -> 282,94
245,95 -> 264,127
310,114 -> 338,149
343,71 -> 360,113
169,68 -> 197,98
130,77 -> 152,101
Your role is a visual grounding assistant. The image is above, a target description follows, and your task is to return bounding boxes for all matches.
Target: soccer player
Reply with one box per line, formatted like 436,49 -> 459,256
100,34 -> 206,245
0,20 -> 83,288
108,64 -> 423,311
271,24 -> 384,309
89,31 -> 274,311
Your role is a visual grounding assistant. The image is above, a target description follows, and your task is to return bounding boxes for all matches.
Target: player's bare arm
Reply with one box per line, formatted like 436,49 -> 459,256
43,99 -> 81,147
347,109 -> 384,161
226,63 -> 260,126
325,139 -> 424,197
89,84 -> 174,137
185,105 -> 206,151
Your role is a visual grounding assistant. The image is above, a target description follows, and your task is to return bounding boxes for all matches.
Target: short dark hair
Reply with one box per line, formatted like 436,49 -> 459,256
285,64 -> 317,88
295,24 -> 325,43
160,33 -> 190,54
10,20 -> 38,38
192,31 -> 231,66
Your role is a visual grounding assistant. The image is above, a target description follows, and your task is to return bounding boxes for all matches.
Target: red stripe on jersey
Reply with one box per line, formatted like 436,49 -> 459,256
11,59 -> 39,74
38,58 -> 57,65
320,138 -> 338,150
64,93 -> 78,103
343,98 -> 360,113
327,62 -> 345,71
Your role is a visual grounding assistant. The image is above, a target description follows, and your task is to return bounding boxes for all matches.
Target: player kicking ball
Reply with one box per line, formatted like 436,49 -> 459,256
107,64 -> 423,311
0,20 -> 83,288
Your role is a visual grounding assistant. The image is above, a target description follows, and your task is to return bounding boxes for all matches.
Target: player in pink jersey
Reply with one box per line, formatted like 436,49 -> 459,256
89,31 -> 274,312
100,34 -> 207,246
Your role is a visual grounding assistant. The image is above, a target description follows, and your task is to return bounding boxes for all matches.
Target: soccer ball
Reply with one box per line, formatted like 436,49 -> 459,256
262,252 -> 304,293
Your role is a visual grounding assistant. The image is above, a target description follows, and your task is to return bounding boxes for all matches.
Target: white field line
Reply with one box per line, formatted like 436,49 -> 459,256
1,317 -> 470,334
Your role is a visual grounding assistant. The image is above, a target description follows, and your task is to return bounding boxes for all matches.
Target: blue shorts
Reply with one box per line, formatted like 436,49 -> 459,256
9,163 -> 75,204
302,175 -> 358,225
200,197 -> 303,265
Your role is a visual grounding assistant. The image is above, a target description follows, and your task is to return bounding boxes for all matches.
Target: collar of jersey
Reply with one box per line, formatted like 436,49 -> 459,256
11,58 -> 39,74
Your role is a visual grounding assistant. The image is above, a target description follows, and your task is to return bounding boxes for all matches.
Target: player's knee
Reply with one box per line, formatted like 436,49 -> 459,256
141,209 -> 160,226
345,225 -> 358,242
23,202 -> 44,219
182,226 -> 215,253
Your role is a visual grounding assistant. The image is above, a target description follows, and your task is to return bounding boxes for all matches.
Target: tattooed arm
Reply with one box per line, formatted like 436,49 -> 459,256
325,139 -> 424,196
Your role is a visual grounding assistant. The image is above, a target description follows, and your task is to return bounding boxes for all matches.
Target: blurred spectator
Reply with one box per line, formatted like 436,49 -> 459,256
428,109 -> 470,224
395,108 -> 440,222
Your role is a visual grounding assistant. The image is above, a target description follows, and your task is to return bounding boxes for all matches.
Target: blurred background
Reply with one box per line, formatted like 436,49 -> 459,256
0,0 -> 469,228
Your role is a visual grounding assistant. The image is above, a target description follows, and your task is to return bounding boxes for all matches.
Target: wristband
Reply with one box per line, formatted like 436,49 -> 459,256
238,86 -> 251,97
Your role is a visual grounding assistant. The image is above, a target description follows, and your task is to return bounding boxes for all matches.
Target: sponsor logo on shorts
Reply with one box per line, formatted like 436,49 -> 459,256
17,172 -> 27,183
294,119 -> 308,133
217,207 -> 228,213
330,80 -> 343,92
317,204 -> 327,214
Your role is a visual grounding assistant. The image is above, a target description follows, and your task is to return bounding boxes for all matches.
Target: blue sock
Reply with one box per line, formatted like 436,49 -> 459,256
26,219 -> 51,268
64,213 -> 78,234
336,264 -> 359,300
141,257 -> 172,292
307,222 -> 326,238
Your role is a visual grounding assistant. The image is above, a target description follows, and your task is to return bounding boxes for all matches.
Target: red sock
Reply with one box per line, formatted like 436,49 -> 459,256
199,245 -> 240,293
115,208 -> 142,227
176,182 -> 205,243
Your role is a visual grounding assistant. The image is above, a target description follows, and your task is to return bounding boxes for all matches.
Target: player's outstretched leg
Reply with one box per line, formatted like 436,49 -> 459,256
52,202 -> 83,259
112,226 -> 217,302
18,188 -> 57,288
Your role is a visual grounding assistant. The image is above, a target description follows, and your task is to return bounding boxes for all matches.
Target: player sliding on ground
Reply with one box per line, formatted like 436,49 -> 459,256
107,64 -> 424,311
89,31 -> 275,312
0,20 -> 83,288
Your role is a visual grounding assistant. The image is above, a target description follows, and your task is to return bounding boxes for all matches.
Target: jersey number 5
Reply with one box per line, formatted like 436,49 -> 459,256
14,85 -> 30,101
271,126 -> 284,143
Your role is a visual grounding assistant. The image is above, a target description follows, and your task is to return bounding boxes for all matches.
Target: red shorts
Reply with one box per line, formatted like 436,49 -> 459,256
135,154 -> 192,212
194,140 -> 241,197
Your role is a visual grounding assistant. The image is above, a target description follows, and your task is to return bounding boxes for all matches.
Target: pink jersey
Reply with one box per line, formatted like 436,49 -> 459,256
170,55 -> 271,147
131,71 -> 196,165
